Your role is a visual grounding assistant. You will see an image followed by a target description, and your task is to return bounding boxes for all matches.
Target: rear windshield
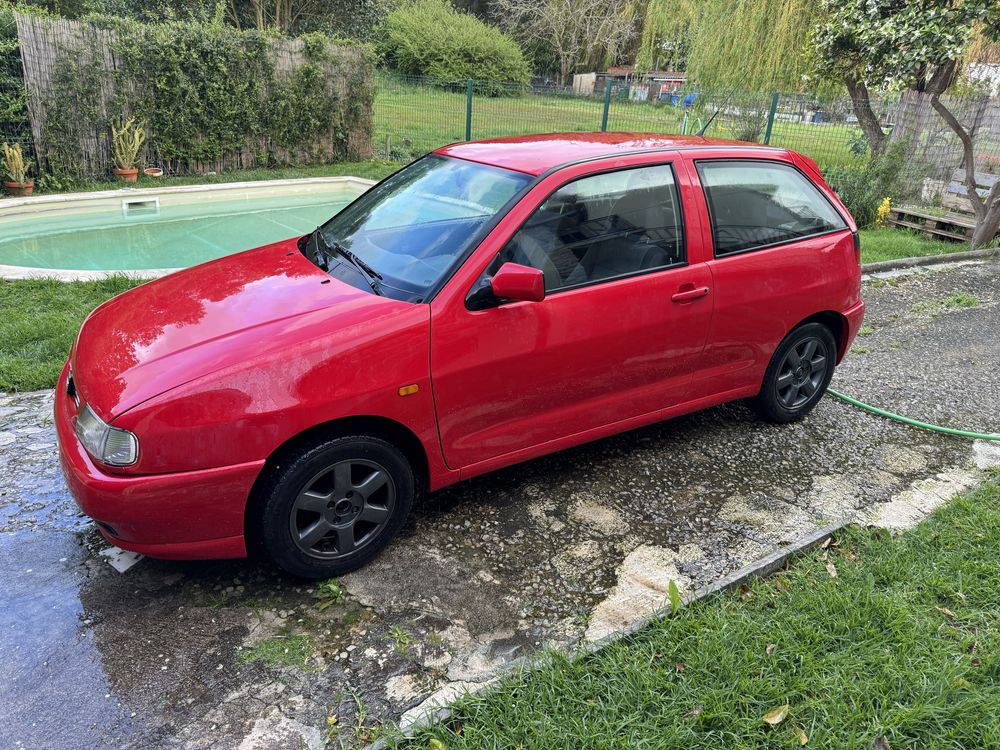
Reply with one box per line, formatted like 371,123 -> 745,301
316,155 -> 532,301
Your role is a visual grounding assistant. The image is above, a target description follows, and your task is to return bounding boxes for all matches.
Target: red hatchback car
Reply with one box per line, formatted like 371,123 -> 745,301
56,133 -> 865,578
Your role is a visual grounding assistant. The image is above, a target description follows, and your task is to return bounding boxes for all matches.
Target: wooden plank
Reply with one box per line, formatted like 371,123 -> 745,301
892,206 -> 976,228
886,217 -> 969,242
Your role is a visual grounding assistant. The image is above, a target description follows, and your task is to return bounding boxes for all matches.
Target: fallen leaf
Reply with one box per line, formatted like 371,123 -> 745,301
686,704 -> 703,719
766,643 -> 777,656
793,725 -> 809,745
675,661 -> 686,672
873,736 -> 892,750
739,584 -> 753,601
821,537 -> 832,549
326,716 -> 338,726
955,677 -> 972,689
820,550 -> 829,561
668,579 -> 683,614
826,562 -> 838,578
972,658 -> 981,667
429,740 -> 447,750
762,704 -> 790,725
935,606 -> 956,618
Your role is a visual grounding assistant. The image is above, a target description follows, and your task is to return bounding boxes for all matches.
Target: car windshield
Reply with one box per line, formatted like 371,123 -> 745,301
312,155 -> 533,301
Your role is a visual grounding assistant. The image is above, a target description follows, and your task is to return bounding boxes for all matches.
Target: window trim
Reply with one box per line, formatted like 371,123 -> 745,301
694,157 -> 850,259
468,160 -> 688,306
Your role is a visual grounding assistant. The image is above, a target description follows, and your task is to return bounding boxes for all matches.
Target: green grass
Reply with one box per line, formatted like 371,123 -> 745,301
858,227 -> 969,264
0,275 -> 148,391
911,291 -> 980,318
236,634 -> 314,669
406,473 -> 1000,750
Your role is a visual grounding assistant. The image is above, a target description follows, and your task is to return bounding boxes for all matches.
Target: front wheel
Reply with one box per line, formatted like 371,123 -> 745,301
749,323 -> 836,424
255,435 -> 414,579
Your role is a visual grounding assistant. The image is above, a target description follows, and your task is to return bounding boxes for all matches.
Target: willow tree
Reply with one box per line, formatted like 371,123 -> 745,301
634,0 -> 817,91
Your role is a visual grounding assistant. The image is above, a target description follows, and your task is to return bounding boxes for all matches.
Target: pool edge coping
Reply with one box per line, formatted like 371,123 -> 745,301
1,175 -> 377,282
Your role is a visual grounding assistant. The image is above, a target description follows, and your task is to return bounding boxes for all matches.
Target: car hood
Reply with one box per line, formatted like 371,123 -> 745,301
73,239 -> 410,421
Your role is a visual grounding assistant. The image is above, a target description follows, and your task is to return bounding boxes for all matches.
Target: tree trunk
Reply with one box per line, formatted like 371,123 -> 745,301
844,75 -> 885,155
970,183 -> 1000,251
930,92 -> 1000,250
559,55 -> 572,87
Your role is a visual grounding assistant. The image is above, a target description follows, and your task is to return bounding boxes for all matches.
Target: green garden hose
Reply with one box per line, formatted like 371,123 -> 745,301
827,388 -> 1000,441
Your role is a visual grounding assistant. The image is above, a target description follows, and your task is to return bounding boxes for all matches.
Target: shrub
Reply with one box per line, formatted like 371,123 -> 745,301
823,143 -> 920,228
381,0 -> 530,95
34,14 -> 374,177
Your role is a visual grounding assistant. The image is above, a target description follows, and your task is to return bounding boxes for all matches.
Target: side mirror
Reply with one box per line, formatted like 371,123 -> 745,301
489,262 -> 545,303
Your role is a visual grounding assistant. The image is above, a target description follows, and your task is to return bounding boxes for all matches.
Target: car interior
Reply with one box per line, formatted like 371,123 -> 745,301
503,169 -> 685,291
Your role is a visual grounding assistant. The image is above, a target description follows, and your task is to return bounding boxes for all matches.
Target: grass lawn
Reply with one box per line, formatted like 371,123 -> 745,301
858,228 -> 970,264
404,472 -> 1000,749
0,275 -> 148,392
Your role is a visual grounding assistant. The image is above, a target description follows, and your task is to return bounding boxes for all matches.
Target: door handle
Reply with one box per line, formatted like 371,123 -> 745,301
671,286 -> 710,303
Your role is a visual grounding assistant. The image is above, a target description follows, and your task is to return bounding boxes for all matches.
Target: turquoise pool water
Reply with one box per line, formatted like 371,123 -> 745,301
0,186 -> 361,271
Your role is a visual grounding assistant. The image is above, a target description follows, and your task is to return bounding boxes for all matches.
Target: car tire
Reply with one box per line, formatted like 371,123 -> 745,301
749,323 -> 837,424
254,435 -> 414,579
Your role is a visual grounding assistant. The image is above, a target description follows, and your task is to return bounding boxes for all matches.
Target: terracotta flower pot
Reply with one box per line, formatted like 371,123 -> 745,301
113,168 -> 139,183
143,167 -> 163,178
3,180 -> 34,197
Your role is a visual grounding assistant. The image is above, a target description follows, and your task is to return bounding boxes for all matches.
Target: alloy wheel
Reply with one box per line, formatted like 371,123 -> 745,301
775,336 -> 829,409
288,459 -> 396,559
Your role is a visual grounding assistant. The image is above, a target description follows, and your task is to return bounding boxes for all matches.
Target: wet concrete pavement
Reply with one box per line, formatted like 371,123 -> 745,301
2,259 -> 999,749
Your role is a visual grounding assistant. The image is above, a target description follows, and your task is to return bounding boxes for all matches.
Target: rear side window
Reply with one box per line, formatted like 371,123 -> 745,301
495,164 -> 685,293
697,160 -> 847,257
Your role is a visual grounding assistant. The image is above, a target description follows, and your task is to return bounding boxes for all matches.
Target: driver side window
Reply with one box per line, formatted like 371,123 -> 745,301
494,164 -> 685,293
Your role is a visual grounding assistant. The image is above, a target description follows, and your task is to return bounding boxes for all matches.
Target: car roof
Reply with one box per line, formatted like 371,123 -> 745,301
435,132 -> 781,176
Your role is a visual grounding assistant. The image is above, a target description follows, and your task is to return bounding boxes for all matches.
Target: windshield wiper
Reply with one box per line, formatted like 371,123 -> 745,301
311,228 -> 383,296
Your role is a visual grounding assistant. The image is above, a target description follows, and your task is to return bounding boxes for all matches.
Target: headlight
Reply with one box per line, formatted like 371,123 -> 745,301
74,403 -> 139,466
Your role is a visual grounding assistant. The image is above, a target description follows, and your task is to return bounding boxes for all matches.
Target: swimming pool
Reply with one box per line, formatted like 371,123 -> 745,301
0,177 -> 371,279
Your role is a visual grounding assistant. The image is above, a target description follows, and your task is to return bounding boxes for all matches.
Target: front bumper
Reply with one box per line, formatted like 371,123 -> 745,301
55,363 -> 264,560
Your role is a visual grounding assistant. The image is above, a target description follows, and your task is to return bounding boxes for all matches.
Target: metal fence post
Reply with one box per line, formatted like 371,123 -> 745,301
465,79 -> 473,141
600,78 -> 612,132
763,91 -> 780,144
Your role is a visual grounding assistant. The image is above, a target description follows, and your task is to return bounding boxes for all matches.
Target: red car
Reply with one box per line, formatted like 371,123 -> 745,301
56,133 -> 865,578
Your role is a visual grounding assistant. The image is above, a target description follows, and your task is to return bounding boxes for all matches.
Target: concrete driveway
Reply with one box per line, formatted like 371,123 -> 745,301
2,259 -> 998,749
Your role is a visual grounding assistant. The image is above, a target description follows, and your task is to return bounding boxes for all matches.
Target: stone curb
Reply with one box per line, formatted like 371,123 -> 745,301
363,522 -> 843,749
862,247 -> 997,274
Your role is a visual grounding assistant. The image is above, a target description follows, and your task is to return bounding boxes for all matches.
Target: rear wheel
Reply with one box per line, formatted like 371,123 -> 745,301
750,323 -> 836,424
255,435 -> 414,579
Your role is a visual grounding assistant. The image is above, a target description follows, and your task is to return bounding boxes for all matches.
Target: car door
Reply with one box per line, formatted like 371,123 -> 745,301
684,154 -> 854,401
429,157 -> 715,471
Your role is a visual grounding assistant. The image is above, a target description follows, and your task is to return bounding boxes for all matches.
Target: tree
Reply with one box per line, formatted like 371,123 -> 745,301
812,0 -> 1000,248
493,0 -> 636,85
633,0 -> 816,90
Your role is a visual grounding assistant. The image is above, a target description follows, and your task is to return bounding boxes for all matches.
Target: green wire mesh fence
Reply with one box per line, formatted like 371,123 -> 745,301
370,72 -> 905,172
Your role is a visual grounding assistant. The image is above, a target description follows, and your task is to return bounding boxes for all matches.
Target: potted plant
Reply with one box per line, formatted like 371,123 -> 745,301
112,118 -> 146,183
1,142 -> 34,197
